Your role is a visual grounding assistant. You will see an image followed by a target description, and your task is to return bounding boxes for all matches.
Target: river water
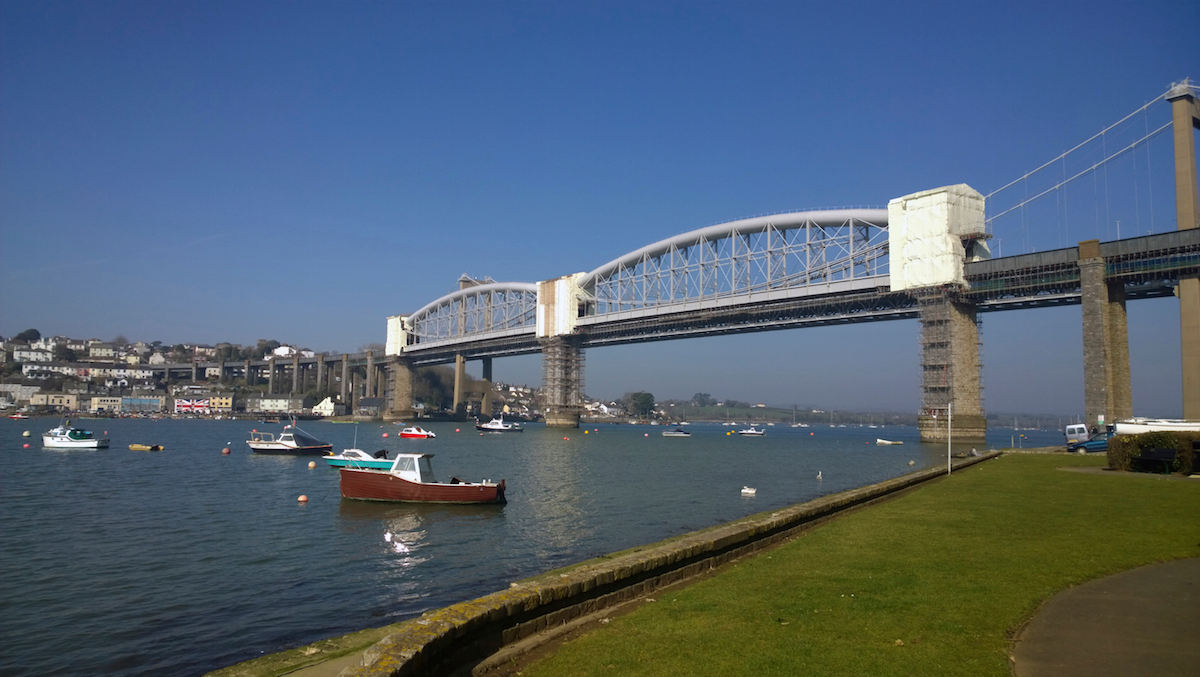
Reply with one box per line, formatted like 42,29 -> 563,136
0,416 -> 1062,675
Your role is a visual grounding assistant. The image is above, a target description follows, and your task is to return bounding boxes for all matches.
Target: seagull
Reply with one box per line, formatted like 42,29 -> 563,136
816,471 -> 823,481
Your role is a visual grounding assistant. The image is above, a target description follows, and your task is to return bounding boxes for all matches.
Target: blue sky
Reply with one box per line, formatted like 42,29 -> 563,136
2,1 -> 1197,416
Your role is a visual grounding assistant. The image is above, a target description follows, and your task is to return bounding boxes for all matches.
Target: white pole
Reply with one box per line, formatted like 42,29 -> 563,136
947,401 -> 952,475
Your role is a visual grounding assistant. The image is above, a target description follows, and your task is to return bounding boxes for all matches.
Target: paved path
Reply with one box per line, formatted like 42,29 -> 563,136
1012,558 -> 1200,676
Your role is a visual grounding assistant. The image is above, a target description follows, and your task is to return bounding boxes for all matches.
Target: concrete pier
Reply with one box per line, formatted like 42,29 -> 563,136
916,290 -> 986,444
541,336 -> 583,428
1079,240 -> 1132,428
1168,81 -> 1200,419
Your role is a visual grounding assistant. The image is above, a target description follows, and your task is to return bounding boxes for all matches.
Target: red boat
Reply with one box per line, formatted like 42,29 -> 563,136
399,425 -> 437,439
339,452 -> 505,504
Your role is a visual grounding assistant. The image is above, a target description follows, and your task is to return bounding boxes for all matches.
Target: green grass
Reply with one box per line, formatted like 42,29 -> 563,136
522,455 -> 1200,676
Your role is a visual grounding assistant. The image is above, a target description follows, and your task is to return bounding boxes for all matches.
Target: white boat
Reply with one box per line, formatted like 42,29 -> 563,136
324,448 -> 393,469
875,438 -> 903,445
1113,418 -> 1200,435
475,417 -> 523,433
737,427 -> 765,436
246,421 -> 333,455
662,427 -> 691,437
42,419 -> 109,449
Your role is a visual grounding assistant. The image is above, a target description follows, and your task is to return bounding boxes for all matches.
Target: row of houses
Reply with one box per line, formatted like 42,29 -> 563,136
1,382 -> 341,416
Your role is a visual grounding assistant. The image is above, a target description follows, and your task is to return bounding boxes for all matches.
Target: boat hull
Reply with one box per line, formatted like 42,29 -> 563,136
1114,418 -> 1200,435
324,457 -> 393,470
339,468 -> 505,504
247,443 -> 333,455
43,436 -> 109,449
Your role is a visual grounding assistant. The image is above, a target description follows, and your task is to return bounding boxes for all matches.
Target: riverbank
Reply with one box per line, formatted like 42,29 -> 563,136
211,449 -> 1198,676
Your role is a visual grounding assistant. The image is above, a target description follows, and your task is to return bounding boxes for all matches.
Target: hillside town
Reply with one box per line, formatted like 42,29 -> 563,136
0,330 -> 661,421
0,330 -> 553,419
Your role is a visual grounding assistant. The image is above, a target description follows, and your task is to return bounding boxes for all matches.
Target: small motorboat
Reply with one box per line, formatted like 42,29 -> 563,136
43,419 -> 109,449
246,420 -> 333,455
662,427 -> 691,437
8,413 -> 30,420
875,438 -> 903,445
399,425 -> 437,439
475,417 -> 523,433
339,452 -> 506,504
741,486 -> 757,496
737,427 -> 766,436
324,448 -> 393,469
128,444 -> 164,451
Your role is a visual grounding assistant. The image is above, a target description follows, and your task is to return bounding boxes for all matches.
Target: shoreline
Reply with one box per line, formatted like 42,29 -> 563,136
209,451 -> 1007,676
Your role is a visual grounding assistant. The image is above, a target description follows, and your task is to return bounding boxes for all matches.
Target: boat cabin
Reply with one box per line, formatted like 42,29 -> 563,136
388,453 -> 438,483
249,431 -> 277,443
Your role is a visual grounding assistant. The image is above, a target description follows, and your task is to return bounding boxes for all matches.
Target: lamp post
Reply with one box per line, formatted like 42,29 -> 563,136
947,401 -> 953,475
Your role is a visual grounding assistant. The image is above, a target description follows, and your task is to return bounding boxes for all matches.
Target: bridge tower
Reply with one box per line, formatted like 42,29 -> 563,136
889,185 -> 990,444
384,315 -> 416,420
538,274 -> 586,428
1168,80 -> 1200,419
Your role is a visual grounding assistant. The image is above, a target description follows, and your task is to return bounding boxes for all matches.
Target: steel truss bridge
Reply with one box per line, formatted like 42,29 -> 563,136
142,222 -> 1197,380
396,212 -> 1200,365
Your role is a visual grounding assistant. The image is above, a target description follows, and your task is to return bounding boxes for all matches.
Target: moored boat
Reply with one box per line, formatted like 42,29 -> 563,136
399,425 -> 437,439
42,420 -> 109,449
737,427 -> 765,436
475,417 -> 523,433
128,444 -> 164,451
875,438 -> 903,445
1113,418 -> 1200,435
323,448 -> 393,469
662,427 -> 691,437
246,421 -> 332,455
339,452 -> 505,504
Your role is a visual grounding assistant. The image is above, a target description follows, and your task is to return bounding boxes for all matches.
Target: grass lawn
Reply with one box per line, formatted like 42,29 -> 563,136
522,454 -> 1200,676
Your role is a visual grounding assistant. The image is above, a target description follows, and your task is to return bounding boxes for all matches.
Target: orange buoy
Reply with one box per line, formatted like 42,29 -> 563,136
382,432 -> 389,438
297,494 -> 309,503
563,436 -> 569,440
455,428 -> 460,432
221,447 -> 231,455
643,433 -> 648,437
23,443 -> 30,448
307,461 -> 316,469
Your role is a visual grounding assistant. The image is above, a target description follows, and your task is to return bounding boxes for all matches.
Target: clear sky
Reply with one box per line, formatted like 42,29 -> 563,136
2,1 -> 1197,416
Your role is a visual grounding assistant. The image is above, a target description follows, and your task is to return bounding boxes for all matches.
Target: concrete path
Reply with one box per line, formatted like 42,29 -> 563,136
1011,557 -> 1200,677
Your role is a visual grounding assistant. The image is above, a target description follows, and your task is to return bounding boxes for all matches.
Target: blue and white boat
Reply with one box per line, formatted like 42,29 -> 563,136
323,448 -> 394,470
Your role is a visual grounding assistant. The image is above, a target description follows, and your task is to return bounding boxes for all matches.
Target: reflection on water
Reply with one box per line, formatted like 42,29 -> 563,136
0,417 -> 1067,676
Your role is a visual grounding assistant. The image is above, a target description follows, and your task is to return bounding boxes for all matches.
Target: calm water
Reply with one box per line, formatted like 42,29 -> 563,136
0,417 -> 1063,675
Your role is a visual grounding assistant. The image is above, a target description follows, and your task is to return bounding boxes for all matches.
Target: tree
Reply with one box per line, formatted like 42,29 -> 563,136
14,328 -> 40,342
52,345 -> 77,363
112,334 -> 129,346
690,392 -> 715,407
623,391 -> 656,417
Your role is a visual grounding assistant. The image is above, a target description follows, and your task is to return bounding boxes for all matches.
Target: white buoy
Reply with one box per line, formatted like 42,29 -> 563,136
22,430 -> 31,437
741,486 -> 756,496
307,461 -> 316,469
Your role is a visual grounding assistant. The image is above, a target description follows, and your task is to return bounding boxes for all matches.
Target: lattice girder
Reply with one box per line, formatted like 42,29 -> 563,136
580,210 -> 890,316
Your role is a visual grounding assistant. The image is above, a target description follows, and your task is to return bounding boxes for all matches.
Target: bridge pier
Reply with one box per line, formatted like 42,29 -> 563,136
385,357 -> 415,420
452,354 -> 466,414
1169,81 -> 1200,419
268,357 -> 277,394
1079,240 -> 1132,428
916,290 -> 987,444
541,336 -> 583,428
316,354 -> 325,392
481,357 -> 493,417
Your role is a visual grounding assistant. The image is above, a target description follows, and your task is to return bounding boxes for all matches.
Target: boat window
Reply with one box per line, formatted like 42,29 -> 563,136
394,457 -> 415,473
418,456 -> 436,483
